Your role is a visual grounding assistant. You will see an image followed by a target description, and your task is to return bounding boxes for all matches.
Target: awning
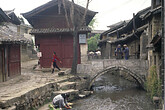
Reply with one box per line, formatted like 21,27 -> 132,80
30,27 -> 92,34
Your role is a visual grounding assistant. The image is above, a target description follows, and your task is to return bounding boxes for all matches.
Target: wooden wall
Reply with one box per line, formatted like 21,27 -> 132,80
36,33 -> 81,68
0,44 -> 21,82
31,6 -> 70,29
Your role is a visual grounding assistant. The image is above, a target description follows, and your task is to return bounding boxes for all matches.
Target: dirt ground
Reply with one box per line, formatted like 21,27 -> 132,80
0,59 -> 69,105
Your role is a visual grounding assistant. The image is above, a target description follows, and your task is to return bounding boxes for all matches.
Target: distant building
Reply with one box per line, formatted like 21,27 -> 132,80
4,9 -> 35,61
98,7 -> 150,59
17,23 -> 36,61
143,0 -> 161,79
88,30 -> 105,39
22,0 -> 97,68
0,8 -> 29,82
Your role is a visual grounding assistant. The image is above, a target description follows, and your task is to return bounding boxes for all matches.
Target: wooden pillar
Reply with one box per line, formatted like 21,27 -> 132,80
161,0 -> 165,101
109,43 -> 112,59
0,46 -> 2,82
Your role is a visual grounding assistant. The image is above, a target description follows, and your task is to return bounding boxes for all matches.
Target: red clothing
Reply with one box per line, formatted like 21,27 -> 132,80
52,54 -> 61,62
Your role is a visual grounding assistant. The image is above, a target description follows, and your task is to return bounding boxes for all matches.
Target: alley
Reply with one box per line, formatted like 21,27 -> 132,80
0,59 -> 74,109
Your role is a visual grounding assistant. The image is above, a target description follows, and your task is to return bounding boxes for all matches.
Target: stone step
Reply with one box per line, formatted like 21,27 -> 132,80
56,75 -> 76,83
52,89 -> 79,101
7,106 -> 16,110
57,82 -> 76,90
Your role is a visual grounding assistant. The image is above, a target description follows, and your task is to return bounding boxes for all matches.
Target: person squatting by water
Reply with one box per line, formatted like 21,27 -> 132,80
52,94 -> 72,110
51,52 -> 62,73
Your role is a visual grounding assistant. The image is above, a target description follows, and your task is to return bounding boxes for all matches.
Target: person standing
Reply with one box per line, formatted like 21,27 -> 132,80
115,44 -> 123,59
51,52 -> 62,73
123,44 -> 129,60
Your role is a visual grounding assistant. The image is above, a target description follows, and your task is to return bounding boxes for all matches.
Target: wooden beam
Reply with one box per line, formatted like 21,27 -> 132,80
161,0 -> 165,100
133,13 -> 136,31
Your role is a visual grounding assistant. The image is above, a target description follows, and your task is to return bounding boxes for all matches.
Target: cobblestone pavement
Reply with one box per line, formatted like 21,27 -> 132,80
0,59 -> 69,104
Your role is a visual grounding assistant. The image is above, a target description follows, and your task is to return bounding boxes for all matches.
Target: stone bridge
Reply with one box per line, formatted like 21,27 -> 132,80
77,59 -> 148,89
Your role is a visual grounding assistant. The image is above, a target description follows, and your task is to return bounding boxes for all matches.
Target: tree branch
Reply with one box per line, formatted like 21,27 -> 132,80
62,0 -> 70,27
79,0 -> 90,27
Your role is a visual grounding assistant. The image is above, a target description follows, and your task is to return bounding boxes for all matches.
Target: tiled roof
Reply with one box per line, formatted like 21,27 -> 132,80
99,24 -> 148,45
22,0 -> 97,19
141,6 -> 161,20
30,27 -> 91,34
110,24 -> 148,44
4,9 -> 21,25
22,0 -> 97,26
0,8 -> 10,22
0,26 -> 30,44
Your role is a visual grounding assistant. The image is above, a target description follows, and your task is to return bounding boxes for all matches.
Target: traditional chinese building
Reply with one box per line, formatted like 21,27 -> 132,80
0,8 -> 29,82
98,7 -> 150,59
22,0 -> 97,68
143,0 -> 162,77
98,20 -> 129,59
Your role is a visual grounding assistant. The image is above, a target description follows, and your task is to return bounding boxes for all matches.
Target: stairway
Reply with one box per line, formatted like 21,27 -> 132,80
52,72 -> 80,101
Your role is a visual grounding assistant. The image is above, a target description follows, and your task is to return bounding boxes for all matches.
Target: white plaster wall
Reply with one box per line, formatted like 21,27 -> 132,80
80,44 -> 88,63
6,23 -> 17,32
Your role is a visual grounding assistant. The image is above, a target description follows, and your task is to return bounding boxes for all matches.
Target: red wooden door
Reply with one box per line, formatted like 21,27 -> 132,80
8,44 -> 21,77
39,34 -> 80,68
61,35 -> 73,68
40,35 -> 62,68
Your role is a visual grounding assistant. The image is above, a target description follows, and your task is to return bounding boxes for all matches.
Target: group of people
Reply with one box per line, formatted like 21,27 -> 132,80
115,44 -> 129,60
51,52 -> 72,109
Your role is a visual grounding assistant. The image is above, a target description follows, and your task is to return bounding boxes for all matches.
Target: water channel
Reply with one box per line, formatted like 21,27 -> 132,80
72,72 -> 155,110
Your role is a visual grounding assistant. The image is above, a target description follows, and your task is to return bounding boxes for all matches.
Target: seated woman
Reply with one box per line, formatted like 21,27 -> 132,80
52,93 -> 72,110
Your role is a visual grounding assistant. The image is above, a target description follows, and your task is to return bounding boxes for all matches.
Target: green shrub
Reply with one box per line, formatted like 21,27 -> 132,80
87,34 -> 100,52
146,65 -> 162,98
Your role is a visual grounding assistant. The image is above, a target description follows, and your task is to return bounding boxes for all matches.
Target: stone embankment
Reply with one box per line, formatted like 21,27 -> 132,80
0,60 -> 92,110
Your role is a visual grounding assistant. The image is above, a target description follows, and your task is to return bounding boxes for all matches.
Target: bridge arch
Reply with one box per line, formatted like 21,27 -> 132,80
88,66 -> 145,90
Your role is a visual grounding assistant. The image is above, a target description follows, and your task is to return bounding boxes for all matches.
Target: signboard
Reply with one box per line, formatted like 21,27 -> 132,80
79,34 -> 86,44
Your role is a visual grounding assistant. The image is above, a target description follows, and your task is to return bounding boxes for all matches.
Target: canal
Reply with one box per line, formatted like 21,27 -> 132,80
72,72 -> 154,110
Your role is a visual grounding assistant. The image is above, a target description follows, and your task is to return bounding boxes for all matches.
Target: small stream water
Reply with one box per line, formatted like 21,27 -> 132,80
72,72 -> 155,110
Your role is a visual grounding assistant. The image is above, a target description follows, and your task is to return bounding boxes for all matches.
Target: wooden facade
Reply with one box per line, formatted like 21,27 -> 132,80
0,8 -> 28,82
35,33 -> 80,68
143,0 -> 162,76
22,0 -> 96,68
0,44 -> 21,82
98,7 -> 150,59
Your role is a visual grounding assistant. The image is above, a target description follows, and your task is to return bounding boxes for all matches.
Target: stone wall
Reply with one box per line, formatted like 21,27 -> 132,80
0,83 -> 57,110
140,31 -> 148,60
77,59 -> 148,79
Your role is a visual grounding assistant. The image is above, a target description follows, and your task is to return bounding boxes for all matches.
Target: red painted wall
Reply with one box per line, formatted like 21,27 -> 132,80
32,6 -> 70,29
8,44 -> 21,77
0,44 -> 21,82
37,33 -> 80,68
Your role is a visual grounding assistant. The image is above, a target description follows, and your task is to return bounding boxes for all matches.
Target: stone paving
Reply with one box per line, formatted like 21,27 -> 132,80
0,59 -> 72,109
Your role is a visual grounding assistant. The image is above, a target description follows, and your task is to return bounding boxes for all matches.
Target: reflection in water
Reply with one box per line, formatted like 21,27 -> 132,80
72,73 -> 154,110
